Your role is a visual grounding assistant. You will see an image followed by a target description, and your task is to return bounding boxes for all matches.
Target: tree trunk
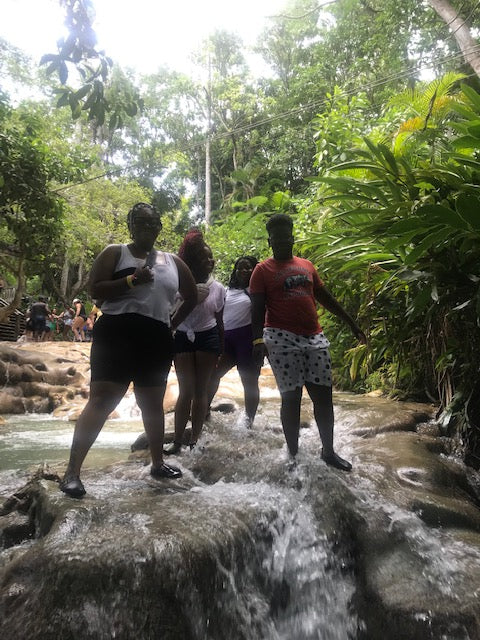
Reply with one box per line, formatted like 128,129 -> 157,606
204,50 -> 212,227
0,254 -> 25,324
60,256 -> 69,298
71,256 -> 88,301
427,0 -> 480,78
205,134 -> 211,227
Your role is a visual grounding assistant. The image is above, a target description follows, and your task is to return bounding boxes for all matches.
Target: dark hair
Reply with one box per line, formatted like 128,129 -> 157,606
266,213 -> 293,235
228,256 -> 258,289
127,202 -> 160,228
178,229 -> 209,270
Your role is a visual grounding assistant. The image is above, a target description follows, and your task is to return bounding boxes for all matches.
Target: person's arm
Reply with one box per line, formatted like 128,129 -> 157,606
313,279 -> 367,344
214,307 -> 224,353
251,291 -> 267,366
88,244 -> 153,301
170,255 -> 198,330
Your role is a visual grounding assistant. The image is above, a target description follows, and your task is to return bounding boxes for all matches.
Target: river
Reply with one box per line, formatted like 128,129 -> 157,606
1,368 -> 479,639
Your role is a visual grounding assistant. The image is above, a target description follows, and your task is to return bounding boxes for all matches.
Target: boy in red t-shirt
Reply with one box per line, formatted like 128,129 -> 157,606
250,214 -> 366,471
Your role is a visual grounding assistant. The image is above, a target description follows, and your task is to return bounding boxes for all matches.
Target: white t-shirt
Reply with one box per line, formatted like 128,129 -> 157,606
223,287 -> 252,331
177,279 -> 225,337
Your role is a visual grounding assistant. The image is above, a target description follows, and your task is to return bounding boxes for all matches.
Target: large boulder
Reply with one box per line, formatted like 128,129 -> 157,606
0,342 -> 91,415
0,342 -> 182,418
1,399 -> 480,639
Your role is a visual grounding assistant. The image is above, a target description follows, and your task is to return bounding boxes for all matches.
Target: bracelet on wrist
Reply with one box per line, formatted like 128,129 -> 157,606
126,274 -> 137,289
252,338 -> 264,346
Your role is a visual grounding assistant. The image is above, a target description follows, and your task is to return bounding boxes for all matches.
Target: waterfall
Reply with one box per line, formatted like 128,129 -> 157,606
1,381 -> 480,639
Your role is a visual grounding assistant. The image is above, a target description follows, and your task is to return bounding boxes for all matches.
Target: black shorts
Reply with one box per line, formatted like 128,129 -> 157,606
31,316 -> 46,332
174,326 -> 221,354
91,313 -> 173,387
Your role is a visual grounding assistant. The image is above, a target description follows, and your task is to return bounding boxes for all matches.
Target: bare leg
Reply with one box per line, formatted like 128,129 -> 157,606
135,384 -> 183,478
279,387 -> 303,457
190,351 -> 219,444
207,353 -> 235,411
134,385 -> 167,468
305,382 -> 351,471
61,381 -> 128,495
72,317 -> 84,341
171,352 -> 195,447
305,383 -> 334,454
238,365 -> 260,425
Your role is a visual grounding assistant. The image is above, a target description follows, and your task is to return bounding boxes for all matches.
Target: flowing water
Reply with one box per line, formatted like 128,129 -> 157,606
1,369 -> 480,639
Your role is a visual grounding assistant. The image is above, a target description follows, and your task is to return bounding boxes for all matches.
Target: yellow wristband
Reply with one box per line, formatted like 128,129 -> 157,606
126,274 -> 135,289
252,338 -> 264,346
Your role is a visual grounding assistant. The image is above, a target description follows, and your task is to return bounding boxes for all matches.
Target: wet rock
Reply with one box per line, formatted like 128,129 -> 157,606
2,343 -> 480,639
2,436 -> 480,640
210,400 -> 237,414
130,432 -> 149,451
0,342 -> 91,415
131,425 -> 194,452
0,512 -> 34,548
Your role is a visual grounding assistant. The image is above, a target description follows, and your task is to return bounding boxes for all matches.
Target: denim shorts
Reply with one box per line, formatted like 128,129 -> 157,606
174,326 -> 221,355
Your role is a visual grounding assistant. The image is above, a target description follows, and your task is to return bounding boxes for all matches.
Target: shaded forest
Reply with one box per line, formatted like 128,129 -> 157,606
2,0 -> 480,463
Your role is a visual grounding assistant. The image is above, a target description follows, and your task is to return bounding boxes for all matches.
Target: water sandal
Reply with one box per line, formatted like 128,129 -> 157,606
60,476 -> 86,498
321,450 -> 352,472
150,463 -> 182,479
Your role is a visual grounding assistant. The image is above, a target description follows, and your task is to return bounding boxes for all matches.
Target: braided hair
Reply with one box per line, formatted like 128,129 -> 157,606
228,256 -> 258,289
126,202 -> 160,229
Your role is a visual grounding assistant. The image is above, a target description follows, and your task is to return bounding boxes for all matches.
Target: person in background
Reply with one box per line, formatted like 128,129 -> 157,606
45,308 -> 58,340
83,314 -> 94,342
250,213 -> 367,471
58,304 -> 75,340
84,304 -> 101,342
72,298 -> 87,342
164,230 -> 225,455
89,303 -> 102,323
207,255 -> 261,428
60,203 -> 197,498
29,295 -> 50,342
50,308 -> 61,337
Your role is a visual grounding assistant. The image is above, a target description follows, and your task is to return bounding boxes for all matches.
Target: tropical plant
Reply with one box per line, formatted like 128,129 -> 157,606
300,80 -> 480,462
0,100 -> 75,320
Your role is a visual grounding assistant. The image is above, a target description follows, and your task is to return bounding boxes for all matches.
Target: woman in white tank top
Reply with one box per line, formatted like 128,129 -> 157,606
60,203 -> 197,498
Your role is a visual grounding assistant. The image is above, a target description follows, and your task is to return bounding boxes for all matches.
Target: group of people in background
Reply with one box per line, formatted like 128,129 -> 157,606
23,297 -> 99,342
60,202 -> 366,499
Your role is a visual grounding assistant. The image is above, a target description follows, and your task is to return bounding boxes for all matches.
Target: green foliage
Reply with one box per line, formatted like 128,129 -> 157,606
40,0 -> 143,130
302,80 -> 480,421
0,99 -> 72,315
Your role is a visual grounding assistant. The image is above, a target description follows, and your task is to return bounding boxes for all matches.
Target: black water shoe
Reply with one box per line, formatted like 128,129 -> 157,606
60,476 -> 86,498
163,441 -> 182,455
321,450 -> 352,472
150,463 -> 182,479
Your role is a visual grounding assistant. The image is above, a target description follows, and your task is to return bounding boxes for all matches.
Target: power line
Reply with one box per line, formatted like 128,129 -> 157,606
449,0 -> 480,36
54,43 -> 480,194
168,44 -> 480,147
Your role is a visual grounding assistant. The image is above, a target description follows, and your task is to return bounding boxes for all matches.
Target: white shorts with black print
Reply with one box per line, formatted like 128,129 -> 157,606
264,327 -> 332,394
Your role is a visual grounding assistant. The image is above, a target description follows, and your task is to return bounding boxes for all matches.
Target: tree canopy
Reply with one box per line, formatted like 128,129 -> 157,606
3,0 -> 480,462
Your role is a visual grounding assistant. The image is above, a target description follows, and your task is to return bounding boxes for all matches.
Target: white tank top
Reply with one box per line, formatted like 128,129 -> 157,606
101,245 -> 179,326
223,287 -> 252,330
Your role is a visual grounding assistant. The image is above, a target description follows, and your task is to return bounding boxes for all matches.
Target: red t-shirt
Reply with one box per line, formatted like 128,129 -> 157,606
249,256 -> 324,335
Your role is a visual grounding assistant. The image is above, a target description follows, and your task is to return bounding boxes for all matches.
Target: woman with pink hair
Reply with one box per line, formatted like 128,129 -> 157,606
164,230 -> 225,454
